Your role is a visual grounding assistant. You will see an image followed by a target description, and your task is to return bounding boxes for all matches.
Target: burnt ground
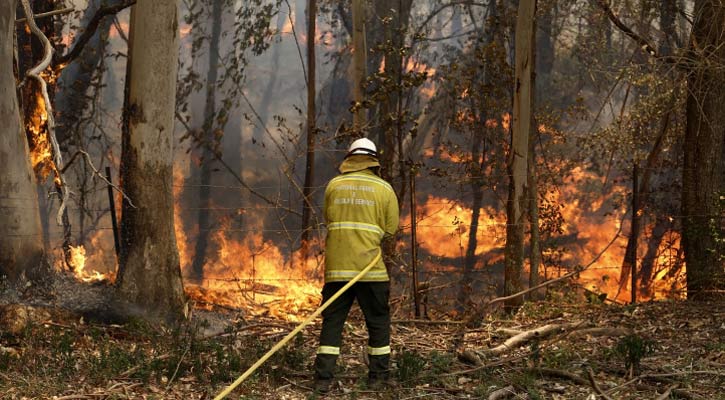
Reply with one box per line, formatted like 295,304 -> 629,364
0,287 -> 723,399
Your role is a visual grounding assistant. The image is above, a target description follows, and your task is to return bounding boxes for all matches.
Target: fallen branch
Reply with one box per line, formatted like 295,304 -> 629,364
462,224 -> 622,331
487,385 -> 516,400
655,384 -> 679,400
525,367 -> 589,386
586,366 -> 615,400
392,319 -> 465,325
445,353 -> 530,377
496,327 -> 524,337
484,321 -> 584,355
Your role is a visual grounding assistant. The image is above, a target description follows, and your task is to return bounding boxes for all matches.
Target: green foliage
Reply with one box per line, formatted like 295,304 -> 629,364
507,371 -> 543,399
541,347 -> 575,369
613,334 -> 656,375
396,349 -> 426,384
429,350 -> 453,374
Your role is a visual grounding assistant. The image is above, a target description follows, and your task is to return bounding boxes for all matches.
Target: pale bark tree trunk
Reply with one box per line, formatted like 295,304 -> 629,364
117,0 -> 185,320
0,0 -> 46,282
191,0 -> 223,282
351,0 -> 366,131
504,0 -> 536,310
300,0 -> 316,254
682,0 -> 725,299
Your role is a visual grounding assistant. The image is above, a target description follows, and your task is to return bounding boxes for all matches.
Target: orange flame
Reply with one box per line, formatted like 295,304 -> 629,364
182,214 -> 323,321
27,91 -> 55,178
57,244 -> 114,283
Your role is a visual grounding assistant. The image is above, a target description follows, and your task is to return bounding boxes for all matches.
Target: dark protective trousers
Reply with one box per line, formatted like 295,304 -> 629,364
314,281 -> 391,381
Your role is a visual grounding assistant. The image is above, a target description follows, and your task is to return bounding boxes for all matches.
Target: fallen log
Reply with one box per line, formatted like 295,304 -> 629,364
483,321 -> 584,355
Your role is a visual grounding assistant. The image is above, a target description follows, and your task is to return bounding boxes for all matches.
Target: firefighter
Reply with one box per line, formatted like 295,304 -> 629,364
313,138 -> 399,394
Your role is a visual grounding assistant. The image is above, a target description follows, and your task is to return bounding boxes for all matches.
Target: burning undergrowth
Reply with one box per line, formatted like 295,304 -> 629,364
51,137 -> 686,321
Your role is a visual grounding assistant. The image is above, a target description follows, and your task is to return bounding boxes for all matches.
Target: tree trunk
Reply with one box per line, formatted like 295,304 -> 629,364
351,0 -> 366,131
375,0 -> 413,196
458,132 -> 485,312
300,0 -> 316,254
528,116 -> 542,300
659,0 -> 677,54
55,0 -> 121,148
536,0 -> 554,95
117,0 -> 185,321
0,0 -> 46,283
682,0 -> 725,299
639,216 -> 669,294
191,0 -> 223,282
618,104 -> 672,296
504,0 -> 536,310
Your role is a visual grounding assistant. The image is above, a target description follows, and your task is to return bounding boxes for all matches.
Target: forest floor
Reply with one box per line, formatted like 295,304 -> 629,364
0,288 -> 723,399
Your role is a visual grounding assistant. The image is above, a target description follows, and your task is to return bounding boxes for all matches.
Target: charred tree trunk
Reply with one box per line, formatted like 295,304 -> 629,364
351,0 -> 366,131
527,116 -> 542,299
54,0 -> 121,148
300,0 -> 316,254
0,0 -> 46,283
118,0 -> 185,321
504,0 -> 536,311
639,216 -> 669,294
191,0 -> 223,282
618,103 -> 672,295
458,131 -> 485,312
458,1 -> 499,310
682,0 -> 725,299
375,0 -> 412,197
659,0 -> 677,54
536,0 -> 554,95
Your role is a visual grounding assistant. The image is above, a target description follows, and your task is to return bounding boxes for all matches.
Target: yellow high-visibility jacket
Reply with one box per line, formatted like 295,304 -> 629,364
323,155 -> 399,282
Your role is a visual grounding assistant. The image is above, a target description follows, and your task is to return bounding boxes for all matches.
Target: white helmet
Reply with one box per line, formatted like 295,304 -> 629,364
347,137 -> 378,158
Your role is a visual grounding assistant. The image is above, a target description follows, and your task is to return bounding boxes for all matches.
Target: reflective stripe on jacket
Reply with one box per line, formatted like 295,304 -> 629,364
324,156 -> 399,282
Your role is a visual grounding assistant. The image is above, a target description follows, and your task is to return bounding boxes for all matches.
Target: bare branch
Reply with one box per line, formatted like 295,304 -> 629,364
592,0 -> 658,57
15,6 -> 74,23
54,0 -> 136,66
586,366 -> 615,400
174,112 -> 299,216
20,0 -> 69,226
66,150 -> 136,208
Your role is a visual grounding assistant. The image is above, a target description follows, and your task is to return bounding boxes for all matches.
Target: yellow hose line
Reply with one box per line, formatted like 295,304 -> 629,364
213,249 -> 383,400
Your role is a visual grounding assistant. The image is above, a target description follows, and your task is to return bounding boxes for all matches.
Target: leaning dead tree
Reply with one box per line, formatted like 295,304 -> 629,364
19,0 -> 69,226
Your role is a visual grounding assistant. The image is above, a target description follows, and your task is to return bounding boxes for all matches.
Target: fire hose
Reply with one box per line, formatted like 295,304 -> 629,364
213,248 -> 383,400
